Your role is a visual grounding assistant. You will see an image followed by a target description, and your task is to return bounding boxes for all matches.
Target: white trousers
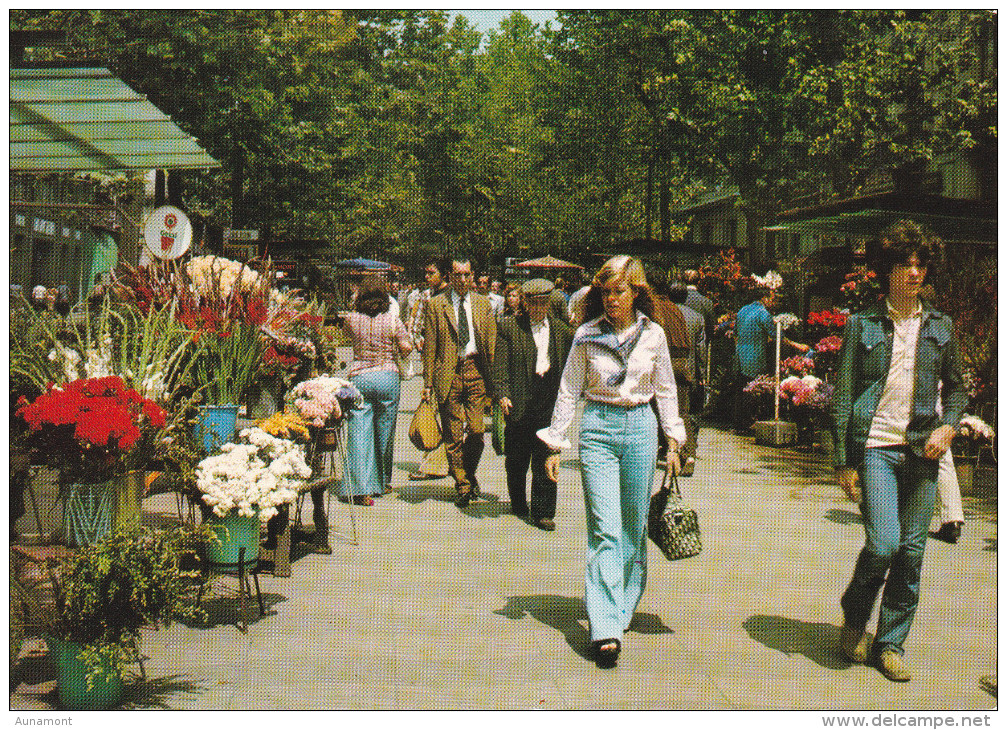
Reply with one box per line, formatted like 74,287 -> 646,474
935,449 -> 965,524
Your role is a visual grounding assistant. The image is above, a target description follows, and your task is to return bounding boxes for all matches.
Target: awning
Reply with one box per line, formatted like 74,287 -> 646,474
767,208 -> 997,242
334,258 -> 403,272
10,67 -> 219,172
514,255 -> 583,270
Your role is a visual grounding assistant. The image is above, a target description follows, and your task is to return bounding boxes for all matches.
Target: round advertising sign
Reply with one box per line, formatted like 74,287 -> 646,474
144,205 -> 192,260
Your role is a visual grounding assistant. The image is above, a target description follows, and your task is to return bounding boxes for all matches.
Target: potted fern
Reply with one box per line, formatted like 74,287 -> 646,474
37,526 -> 206,709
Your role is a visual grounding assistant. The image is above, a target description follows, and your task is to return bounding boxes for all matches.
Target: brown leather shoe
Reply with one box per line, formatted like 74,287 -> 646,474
877,649 -> 911,682
839,625 -> 872,663
535,518 -> 556,531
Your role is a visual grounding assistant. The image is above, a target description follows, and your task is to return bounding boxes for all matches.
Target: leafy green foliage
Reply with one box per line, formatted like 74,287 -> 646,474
43,525 -> 209,686
10,10 -> 995,262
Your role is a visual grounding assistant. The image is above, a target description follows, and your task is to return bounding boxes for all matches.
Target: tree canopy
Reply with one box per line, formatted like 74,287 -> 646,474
11,9 -> 996,266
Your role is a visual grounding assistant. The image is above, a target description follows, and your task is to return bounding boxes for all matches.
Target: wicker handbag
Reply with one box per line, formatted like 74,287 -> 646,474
648,467 -> 702,561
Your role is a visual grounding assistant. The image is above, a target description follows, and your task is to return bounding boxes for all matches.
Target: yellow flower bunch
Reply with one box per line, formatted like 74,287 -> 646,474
258,410 -> 311,442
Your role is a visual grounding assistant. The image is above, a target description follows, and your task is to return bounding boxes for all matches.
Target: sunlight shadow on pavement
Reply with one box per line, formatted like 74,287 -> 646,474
742,615 -> 852,671
495,594 -> 672,660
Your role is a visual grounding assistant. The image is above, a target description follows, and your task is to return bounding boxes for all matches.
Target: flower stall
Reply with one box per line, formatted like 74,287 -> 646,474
10,255 -> 332,557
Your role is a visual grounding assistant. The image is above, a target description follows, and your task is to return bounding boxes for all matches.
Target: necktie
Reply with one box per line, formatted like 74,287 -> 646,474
457,295 -> 470,351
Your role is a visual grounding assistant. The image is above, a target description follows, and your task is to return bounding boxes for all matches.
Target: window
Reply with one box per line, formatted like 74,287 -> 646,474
727,219 -> 738,248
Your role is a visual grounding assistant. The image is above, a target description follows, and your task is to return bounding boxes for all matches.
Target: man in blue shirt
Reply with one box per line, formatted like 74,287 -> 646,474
733,286 -> 807,428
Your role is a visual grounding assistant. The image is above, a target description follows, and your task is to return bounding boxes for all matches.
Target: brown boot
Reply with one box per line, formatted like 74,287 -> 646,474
838,625 -> 872,663
877,649 -> 911,682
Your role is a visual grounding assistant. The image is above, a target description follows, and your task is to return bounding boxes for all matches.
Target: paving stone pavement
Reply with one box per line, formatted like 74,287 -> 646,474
10,371 -> 998,711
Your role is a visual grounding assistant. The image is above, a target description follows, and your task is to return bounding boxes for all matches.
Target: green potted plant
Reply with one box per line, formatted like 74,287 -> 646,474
37,526 -> 206,709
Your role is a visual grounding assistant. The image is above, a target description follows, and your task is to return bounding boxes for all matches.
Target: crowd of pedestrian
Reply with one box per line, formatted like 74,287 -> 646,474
328,219 -> 966,677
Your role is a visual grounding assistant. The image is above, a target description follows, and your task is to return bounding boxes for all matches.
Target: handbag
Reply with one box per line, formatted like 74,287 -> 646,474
491,402 -> 506,456
648,467 -> 702,561
409,390 -> 442,451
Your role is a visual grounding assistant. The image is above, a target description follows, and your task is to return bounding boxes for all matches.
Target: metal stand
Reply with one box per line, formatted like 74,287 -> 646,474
195,546 -> 265,633
296,420 -> 358,546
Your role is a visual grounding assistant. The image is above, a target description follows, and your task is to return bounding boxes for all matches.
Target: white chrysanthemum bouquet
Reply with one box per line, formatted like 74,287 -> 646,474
195,427 -> 312,521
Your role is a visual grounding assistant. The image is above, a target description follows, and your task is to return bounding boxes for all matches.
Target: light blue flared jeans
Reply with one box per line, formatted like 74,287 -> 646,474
578,401 -> 658,642
343,370 -> 401,497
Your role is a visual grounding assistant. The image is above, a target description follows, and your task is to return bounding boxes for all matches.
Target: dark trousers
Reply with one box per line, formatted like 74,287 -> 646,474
439,357 -> 487,495
504,410 -> 556,520
655,382 -> 697,461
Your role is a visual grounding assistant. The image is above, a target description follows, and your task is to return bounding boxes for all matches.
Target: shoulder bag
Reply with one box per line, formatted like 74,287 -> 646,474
648,467 -> 702,561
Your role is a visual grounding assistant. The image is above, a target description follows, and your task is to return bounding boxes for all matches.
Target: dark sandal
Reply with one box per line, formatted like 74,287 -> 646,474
592,638 -> 621,668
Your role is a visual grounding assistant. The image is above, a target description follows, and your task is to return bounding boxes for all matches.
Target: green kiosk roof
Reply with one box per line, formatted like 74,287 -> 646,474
10,67 -> 219,172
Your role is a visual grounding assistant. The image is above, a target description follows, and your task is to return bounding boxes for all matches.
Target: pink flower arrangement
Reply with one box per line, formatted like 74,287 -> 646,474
780,376 -> 813,405
782,355 -> 816,377
285,376 -> 359,427
814,335 -> 843,354
289,381 -> 341,427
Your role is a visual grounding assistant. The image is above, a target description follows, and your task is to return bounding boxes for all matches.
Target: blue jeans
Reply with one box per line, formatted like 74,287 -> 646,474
343,371 -> 401,497
840,446 -> 938,654
578,401 -> 658,642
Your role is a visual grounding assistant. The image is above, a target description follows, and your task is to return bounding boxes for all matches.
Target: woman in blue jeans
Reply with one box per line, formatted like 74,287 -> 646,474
338,277 -> 413,505
831,221 -> 965,682
541,255 -> 685,668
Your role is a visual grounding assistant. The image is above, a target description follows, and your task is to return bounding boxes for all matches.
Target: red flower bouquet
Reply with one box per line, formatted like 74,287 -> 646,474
807,309 -> 848,330
16,376 -> 167,483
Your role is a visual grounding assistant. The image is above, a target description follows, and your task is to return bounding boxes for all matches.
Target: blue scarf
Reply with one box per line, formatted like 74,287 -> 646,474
575,316 -> 647,386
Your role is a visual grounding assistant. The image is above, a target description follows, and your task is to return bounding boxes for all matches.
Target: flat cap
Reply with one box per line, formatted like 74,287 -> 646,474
521,278 -> 554,297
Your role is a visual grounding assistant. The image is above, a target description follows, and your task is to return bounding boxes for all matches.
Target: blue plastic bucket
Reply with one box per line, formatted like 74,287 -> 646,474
194,404 -> 239,453
205,511 -> 260,570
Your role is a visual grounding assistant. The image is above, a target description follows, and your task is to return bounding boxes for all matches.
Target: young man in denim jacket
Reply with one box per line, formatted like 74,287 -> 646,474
831,220 -> 966,682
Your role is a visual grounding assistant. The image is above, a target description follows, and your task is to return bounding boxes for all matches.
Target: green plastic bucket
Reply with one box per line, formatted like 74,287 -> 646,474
205,511 -> 260,570
49,637 -> 124,710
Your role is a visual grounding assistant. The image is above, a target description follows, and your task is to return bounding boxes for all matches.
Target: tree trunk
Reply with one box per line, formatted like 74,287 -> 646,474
168,170 -> 183,206
645,150 -> 655,240
659,154 -> 671,244
154,170 -> 166,207
231,149 -> 245,228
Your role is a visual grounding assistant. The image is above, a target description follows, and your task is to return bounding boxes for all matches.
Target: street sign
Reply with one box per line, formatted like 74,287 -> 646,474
224,228 -> 259,241
144,205 -> 192,260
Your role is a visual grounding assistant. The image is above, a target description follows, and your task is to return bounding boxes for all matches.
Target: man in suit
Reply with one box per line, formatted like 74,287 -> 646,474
649,279 -> 702,477
492,279 -> 575,530
423,258 -> 497,507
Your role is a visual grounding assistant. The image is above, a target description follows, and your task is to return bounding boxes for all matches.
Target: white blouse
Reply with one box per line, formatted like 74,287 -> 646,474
538,312 -> 686,450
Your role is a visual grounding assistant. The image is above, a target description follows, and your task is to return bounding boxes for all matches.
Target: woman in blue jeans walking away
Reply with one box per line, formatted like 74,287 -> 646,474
831,220 -> 965,682
338,277 -> 413,505
541,255 -> 685,668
